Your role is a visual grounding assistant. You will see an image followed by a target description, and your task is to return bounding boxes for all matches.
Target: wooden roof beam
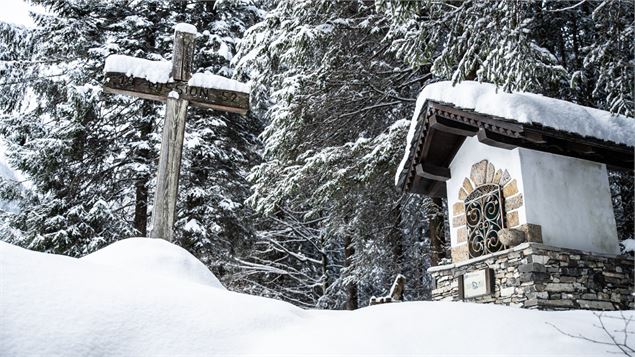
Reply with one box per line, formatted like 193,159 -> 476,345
477,128 -> 518,150
428,115 -> 479,137
416,163 -> 451,182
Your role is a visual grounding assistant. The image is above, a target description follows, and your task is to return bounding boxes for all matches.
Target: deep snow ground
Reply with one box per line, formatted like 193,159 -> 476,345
1,238 -> 633,356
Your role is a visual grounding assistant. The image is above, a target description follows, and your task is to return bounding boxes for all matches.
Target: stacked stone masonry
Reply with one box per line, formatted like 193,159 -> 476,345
430,242 -> 634,311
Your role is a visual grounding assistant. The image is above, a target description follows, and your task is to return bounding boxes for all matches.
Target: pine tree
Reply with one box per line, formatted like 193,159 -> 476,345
170,0 -> 264,282
0,0 -> 141,255
234,0 -> 438,308
0,0 -> 264,275
380,0 -> 634,116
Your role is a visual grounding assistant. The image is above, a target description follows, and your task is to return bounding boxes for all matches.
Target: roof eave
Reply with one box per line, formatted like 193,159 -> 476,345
397,101 -> 634,196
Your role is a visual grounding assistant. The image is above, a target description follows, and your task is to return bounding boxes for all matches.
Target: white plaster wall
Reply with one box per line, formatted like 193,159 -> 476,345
446,137 -> 527,247
518,149 -> 619,255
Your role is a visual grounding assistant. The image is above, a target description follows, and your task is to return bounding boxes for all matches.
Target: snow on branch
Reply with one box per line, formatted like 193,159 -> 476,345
546,0 -> 588,13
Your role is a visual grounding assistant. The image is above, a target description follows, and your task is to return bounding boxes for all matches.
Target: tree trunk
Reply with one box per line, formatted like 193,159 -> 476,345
320,235 -> 329,297
133,104 -> 153,236
133,14 -> 157,237
344,235 -> 358,310
429,197 -> 446,266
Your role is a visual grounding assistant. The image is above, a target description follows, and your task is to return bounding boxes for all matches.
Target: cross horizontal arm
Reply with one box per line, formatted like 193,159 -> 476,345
103,72 -> 249,114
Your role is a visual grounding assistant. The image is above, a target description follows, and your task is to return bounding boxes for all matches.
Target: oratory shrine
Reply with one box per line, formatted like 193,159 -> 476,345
396,81 -> 634,310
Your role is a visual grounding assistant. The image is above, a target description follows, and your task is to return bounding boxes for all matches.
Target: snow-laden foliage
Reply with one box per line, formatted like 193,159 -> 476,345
169,0 -> 263,284
379,0 -> 634,117
234,0 -> 441,309
0,1 -> 143,255
0,0 -> 263,284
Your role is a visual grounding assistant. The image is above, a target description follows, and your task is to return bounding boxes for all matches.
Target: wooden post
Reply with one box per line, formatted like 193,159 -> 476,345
150,95 -> 189,241
149,27 -> 195,241
102,23 -> 250,241
171,30 -> 196,81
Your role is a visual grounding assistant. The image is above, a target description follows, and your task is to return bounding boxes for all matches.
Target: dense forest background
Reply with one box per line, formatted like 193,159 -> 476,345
0,0 -> 632,310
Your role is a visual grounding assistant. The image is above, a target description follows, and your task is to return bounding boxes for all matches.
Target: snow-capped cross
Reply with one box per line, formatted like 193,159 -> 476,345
102,23 -> 250,242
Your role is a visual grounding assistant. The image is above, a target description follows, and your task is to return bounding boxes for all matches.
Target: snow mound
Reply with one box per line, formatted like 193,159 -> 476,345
2,241 -> 633,356
104,54 -> 172,83
396,80 -> 635,185
0,241 -> 303,356
81,237 -> 224,289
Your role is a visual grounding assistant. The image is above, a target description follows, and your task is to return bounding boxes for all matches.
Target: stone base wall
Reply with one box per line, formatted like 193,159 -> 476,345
429,243 -> 634,310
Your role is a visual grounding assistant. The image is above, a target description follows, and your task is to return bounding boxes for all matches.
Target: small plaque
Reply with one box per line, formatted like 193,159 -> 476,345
458,269 -> 493,299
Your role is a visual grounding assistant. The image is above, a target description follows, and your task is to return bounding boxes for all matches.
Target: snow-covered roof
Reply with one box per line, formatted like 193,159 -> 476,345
396,81 -> 635,187
104,54 -> 171,84
188,72 -> 250,94
3,238 -> 632,355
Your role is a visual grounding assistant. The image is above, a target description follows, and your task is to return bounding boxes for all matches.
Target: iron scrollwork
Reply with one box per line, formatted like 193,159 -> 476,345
464,184 -> 505,258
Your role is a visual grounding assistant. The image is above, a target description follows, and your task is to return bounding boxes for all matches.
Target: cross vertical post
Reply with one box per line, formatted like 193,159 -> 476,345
102,23 -> 249,241
149,29 -> 195,242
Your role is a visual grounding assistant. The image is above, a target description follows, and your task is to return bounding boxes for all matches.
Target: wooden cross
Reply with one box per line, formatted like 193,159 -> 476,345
102,24 -> 249,242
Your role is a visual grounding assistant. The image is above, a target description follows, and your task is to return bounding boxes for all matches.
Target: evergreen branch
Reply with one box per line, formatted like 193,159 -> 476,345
338,101 -> 401,119
0,72 -> 67,86
368,83 -> 416,102
547,0 -> 588,13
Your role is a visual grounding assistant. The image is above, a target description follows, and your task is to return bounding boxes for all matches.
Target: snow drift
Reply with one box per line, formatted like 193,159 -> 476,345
1,239 -> 633,356
80,238 -> 225,289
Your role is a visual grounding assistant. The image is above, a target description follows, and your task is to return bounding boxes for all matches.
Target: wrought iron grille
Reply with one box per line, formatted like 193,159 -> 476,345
464,184 -> 505,258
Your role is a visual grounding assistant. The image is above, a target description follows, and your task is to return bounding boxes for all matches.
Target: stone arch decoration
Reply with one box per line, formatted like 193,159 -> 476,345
451,160 -> 526,261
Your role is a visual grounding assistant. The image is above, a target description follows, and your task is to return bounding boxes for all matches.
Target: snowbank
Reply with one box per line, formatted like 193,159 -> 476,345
2,240 -> 633,356
104,54 -> 172,83
80,238 -> 224,289
188,72 -> 250,93
395,81 -> 635,186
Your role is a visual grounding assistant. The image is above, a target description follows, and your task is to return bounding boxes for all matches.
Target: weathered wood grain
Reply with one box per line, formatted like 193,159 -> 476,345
104,25 -> 251,241
150,97 -> 189,242
103,72 -> 249,114
171,30 -> 196,81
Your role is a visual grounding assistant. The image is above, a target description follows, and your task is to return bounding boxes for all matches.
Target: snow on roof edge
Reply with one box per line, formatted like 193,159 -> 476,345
394,93 -> 429,187
395,81 -> 635,187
